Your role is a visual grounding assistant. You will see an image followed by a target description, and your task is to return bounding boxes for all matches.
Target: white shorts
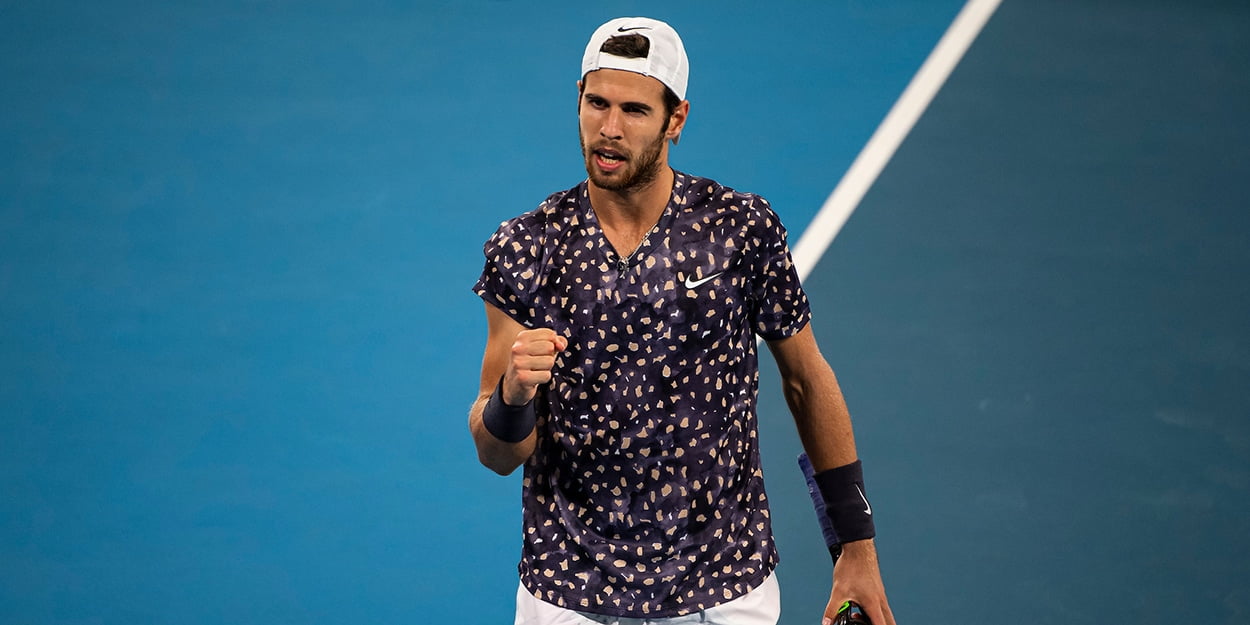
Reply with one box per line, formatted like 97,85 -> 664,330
514,574 -> 780,625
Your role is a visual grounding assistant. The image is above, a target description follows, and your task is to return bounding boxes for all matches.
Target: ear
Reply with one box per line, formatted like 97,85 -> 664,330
667,100 -> 690,145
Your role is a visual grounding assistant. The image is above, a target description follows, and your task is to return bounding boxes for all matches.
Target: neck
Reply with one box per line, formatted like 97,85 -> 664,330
588,166 -> 674,233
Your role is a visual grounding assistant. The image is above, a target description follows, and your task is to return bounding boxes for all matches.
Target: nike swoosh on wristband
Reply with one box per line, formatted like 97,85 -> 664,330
684,271 -> 725,289
856,484 -> 872,515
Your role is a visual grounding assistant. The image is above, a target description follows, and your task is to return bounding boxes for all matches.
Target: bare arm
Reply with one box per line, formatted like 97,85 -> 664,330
468,303 -> 567,476
767,324 -> 858,471
767,325 -> 896,625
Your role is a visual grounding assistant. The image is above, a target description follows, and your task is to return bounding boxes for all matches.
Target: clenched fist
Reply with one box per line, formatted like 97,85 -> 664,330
502,328 -> 568,405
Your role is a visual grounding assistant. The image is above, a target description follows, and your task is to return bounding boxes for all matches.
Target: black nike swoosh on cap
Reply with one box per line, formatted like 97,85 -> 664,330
617,26 -> 651,32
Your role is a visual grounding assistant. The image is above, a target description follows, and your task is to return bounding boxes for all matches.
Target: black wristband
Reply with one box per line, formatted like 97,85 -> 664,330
813,459 -> 876,545
481,377 -> 536,443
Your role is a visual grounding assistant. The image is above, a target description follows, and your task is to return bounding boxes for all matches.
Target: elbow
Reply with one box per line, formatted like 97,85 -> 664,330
473,427 -> 527,475
781,376 -> 811,411
479,451 -> 521,476
469,409 -> 531,476
781,376 -> 807,402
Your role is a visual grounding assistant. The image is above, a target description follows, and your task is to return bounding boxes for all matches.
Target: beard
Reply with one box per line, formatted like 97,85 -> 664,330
579,127 -> 667,194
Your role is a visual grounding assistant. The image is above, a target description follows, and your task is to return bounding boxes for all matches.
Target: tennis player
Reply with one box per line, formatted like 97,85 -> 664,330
470,17 -> 895,625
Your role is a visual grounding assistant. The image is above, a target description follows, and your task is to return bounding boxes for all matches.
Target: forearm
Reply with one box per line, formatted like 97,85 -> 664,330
778,346 -> 860,471
790,365 -> 890,621
769,326 -> 860,470
771,327 -> 877,547
469,304 -> 558,475
468,392 -> 536,475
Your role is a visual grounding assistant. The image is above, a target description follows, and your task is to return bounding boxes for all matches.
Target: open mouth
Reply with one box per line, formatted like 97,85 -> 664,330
593,147 -> 627,169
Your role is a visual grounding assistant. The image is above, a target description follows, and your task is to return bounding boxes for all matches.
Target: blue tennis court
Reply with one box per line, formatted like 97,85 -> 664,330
2,1 -> 1247,623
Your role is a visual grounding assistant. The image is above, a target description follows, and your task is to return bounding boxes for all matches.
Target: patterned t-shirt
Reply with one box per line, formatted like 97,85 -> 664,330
473,171 -> 812,618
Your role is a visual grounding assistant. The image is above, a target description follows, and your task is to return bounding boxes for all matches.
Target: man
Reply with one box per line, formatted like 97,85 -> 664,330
470,17 -> 895,625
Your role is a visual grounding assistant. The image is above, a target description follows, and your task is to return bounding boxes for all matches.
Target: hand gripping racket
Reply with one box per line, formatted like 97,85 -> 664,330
800,454 -> 872,625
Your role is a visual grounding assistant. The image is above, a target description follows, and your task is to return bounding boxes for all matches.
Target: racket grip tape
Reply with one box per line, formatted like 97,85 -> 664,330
798,452 -> 842,558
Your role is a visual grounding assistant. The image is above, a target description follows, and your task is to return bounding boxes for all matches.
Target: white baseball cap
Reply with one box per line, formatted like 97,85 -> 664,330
581,17 -> 689,101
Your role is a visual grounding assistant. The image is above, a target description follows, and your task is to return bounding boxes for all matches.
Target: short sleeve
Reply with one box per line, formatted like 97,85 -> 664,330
472,216 -> 544,328
748,200 -> 812,340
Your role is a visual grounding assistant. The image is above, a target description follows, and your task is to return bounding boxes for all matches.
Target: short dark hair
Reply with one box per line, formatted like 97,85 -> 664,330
599,33 -> 651,59
584,34 -> 682,123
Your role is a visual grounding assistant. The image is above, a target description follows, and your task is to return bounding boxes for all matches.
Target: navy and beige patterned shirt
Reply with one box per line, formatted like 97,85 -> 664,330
473,171 -> 812,618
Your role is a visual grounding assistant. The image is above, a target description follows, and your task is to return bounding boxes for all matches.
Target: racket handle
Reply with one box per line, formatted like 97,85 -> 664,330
831,600 -> 872,625
798,453 -> 841,558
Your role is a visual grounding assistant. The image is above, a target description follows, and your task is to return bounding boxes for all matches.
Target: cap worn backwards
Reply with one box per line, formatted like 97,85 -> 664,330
581,17 -> 689,101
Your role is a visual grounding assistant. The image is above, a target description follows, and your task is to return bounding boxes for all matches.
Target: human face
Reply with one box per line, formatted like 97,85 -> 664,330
578,69 -> 677,194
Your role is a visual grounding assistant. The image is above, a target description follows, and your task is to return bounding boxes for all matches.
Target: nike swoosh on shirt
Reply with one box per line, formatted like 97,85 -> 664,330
684,271 -> 725,289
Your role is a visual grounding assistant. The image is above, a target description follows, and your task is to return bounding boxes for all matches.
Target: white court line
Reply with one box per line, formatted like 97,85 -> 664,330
791,0 -> 1003,281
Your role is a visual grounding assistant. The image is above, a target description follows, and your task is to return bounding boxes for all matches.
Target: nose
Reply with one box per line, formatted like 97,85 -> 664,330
599,107 -> 623,141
